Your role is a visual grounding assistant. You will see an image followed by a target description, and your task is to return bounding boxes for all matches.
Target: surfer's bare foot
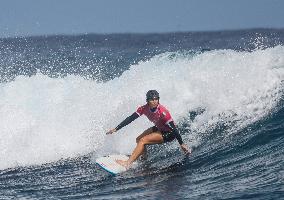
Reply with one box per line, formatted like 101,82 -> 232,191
116,159 -> 130,169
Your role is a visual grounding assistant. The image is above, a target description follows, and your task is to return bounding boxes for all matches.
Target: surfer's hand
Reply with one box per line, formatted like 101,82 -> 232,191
180,144 -> 191,155
106,129 -> 117,135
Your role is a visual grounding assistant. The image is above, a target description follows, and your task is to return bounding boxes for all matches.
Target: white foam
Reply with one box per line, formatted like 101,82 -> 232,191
1,46 -> 284,170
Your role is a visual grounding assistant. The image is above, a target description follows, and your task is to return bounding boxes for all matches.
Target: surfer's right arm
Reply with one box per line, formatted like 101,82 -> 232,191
106,112 -> 140,134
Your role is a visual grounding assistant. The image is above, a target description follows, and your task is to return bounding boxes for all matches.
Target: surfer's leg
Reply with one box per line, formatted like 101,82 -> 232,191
116,132 -> 163,168
136,127 -> 155,160
136,127 -> 154,143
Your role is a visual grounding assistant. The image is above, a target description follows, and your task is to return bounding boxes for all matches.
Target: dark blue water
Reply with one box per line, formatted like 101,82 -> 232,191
0,29 -> 284,199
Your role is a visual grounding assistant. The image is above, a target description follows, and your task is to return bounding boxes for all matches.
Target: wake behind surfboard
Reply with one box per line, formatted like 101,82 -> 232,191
96,154 -> 129,175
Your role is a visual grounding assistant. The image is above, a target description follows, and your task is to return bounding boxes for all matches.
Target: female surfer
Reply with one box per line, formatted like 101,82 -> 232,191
106,90 -> 191,169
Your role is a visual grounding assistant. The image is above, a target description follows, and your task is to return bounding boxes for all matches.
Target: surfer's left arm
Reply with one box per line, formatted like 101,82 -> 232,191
167,121 -> 191,155
106,112 -> 140,134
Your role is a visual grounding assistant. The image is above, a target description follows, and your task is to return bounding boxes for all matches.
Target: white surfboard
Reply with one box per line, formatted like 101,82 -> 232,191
96,154 -> 129,175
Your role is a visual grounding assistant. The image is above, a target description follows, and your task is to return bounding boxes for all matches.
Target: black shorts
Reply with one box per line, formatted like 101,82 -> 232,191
152,126 -> 176,143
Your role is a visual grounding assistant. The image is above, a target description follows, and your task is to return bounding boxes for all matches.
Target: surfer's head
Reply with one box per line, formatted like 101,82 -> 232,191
146,90 -> 160,108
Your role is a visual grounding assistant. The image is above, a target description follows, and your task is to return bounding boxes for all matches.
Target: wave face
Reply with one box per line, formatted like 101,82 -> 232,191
0,29 -> 284,199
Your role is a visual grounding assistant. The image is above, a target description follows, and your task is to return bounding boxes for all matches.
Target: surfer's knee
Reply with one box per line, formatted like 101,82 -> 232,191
137,134 -> 148,144
138,137 -> 147,145
136,137 -> 140,143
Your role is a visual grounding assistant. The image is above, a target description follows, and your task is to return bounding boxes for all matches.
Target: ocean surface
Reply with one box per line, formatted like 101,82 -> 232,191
0,29 -> 284,199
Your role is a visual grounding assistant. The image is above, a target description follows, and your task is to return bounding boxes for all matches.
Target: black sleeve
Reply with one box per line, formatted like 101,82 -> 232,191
115,112 -> 140,131
167,121 -> 184,145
